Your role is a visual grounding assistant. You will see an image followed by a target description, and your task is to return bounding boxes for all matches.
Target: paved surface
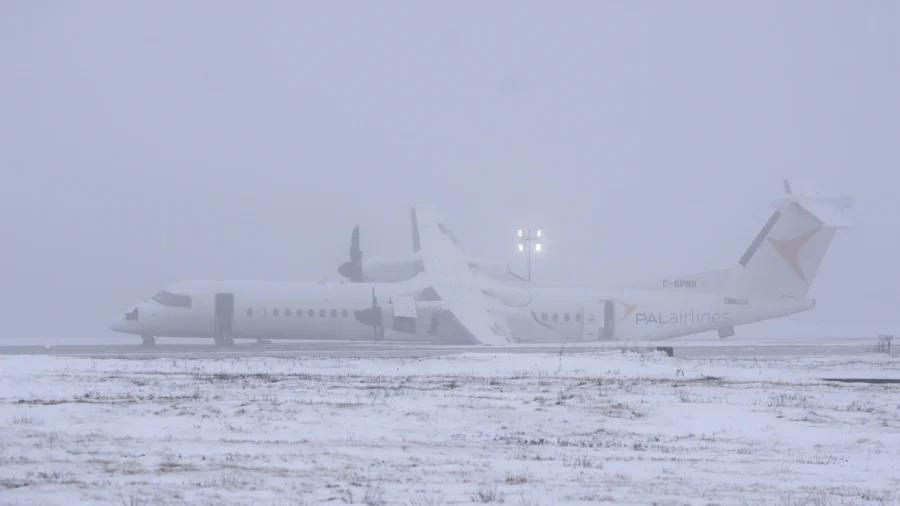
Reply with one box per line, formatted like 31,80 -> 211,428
0,336 -> 886,360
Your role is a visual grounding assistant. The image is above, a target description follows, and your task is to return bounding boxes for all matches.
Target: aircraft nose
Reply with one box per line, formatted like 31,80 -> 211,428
109,307 -> 140,334
109,318 -> 126,333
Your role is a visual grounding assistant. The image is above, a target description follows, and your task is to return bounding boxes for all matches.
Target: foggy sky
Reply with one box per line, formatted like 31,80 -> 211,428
1,1 -> 897,339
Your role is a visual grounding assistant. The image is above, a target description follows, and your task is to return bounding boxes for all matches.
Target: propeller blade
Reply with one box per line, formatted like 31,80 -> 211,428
350,225 -> 362,263
372,287 -> 378,340
352,286 -> 382,341
338,225 -> 364,282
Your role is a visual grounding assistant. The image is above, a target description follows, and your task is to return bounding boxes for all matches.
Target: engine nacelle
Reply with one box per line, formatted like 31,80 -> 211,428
386,295 -> 417,333
355,292 -> 521,343
477,278 -> 531,308
376,296 -> 445,335
342,250 -> 518,285
465,257 -> 522,282
360,255 -> 421,283
354,296 -> 455,339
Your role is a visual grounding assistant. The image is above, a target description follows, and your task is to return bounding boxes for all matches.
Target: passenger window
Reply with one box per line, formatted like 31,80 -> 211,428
342,309 -> 348,318
564,313 -> 570,322
273,308 -> 280,316
297,309 -> 302,317
247,308 -> 253,317
331,309 -> 337,318
552,313 -> 559,322
319,309 -> 326,317
575,313 -> 581,322
285,308 -> 292,317
542,312 -> 548,321
261,308 -> 267,317
308,309 -> 314,317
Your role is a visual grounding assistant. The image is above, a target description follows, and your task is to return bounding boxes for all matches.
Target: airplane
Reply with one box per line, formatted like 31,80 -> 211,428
109,179 -> 853,348
337,219 -> 525,283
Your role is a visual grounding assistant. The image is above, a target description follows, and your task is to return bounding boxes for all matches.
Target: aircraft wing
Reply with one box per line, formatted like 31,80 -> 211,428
411,207 -> 470,258
412,207 -> 512,345
439,290 -> 512,346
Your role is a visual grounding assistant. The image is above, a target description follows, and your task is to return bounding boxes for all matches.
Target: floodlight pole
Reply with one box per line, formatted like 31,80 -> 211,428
517,228 -> 542,282
527,233 -> 531,282
524,228 -> 532,282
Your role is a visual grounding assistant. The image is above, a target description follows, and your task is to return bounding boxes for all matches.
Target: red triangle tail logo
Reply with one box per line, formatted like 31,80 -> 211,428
766,228 -> 820,285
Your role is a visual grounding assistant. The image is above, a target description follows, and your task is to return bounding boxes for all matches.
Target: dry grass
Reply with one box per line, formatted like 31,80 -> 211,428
0,353 -> 898,505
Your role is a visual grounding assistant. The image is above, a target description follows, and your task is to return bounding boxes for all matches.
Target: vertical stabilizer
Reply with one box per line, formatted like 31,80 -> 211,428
731,179 -> 853,299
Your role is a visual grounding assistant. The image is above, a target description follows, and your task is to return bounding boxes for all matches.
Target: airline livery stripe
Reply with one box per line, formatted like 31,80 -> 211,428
739,210 -> 781,267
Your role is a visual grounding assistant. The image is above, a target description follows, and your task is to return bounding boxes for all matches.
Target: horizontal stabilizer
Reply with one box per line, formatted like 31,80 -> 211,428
792,200 -> 854,228
772,178 -> 855,228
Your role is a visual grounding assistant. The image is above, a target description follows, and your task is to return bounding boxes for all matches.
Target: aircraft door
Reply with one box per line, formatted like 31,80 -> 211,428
581,301 -> 605,340
214,293 -> 235,338
603,300 -> 615,339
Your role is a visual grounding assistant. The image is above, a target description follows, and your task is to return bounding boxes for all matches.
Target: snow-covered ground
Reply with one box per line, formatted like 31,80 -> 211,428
1,351 -> 899,505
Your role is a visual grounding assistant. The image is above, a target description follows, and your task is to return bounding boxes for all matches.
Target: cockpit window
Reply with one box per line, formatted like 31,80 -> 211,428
151,291 -> 192,308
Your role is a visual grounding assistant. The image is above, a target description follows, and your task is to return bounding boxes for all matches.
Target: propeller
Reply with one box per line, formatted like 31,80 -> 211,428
338,225 -> 364,282
372,287 -> 384,342
353,286 -> 384,341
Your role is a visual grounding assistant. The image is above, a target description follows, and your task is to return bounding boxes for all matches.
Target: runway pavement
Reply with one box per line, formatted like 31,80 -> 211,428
0,335 -> 887,360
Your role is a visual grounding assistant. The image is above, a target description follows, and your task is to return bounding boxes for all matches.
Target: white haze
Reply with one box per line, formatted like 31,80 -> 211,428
0,1 -> 896,340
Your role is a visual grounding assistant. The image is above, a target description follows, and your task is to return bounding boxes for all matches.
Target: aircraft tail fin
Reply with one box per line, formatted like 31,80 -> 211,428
644,180 -> 853,300
729,179 -> 853,299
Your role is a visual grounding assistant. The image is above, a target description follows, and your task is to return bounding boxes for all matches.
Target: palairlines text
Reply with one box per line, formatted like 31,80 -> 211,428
635,310 -> 729,325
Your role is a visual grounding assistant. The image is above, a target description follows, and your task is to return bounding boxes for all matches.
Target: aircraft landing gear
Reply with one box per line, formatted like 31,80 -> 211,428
214,336 -> 235,347
141,335 -> 156,348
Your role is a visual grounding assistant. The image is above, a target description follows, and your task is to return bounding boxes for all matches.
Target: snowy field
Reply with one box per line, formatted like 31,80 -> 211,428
1,351 -> 899,506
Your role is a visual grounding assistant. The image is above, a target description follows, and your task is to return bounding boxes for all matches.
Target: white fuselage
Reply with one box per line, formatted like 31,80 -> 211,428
506,285 -> 814,342
111,281 -> 412,341
110,278 -> 815,344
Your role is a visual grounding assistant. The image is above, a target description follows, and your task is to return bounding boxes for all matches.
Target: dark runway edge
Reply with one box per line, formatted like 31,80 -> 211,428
821,378 -> 900,384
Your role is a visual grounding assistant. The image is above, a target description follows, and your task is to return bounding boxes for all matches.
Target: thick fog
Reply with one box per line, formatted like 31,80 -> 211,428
0,1 -> 896,340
